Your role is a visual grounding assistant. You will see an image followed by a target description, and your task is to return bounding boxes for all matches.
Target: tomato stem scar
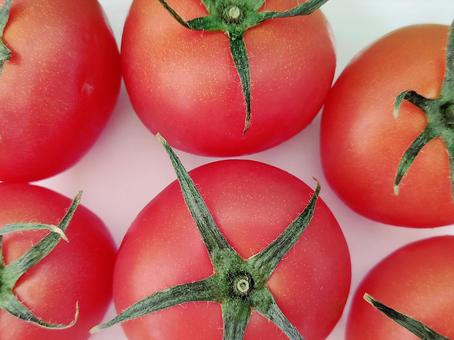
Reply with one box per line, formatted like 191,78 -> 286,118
0,192 -> 82,329
155,0 -> 330,134
91,134 -> 321,339
364,294 -> 449,340
393,19 -> 454,198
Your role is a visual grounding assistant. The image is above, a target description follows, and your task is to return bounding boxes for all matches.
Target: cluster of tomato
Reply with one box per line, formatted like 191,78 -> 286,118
0,0 -> 453,339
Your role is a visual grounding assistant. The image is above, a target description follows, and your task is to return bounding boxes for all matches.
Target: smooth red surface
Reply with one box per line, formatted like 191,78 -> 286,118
122,0 -> 335,156
0,0 -> 121,182
0,184 -> 116,340
347,236 -> 454,339
114,160 -> 351,340
321,24 -> 453,227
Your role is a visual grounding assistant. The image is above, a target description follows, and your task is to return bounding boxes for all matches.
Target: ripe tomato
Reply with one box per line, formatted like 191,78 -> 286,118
321,24 -> 453,227
113,160 -> 351,339
347,236 -> 454,339
0,0 -> 121,182
0,184 -> 116,339
122,0 -> 335,156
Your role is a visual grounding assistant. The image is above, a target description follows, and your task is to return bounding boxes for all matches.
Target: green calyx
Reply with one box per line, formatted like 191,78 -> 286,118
157,0 -> 330,134
0,0 -> 11,73
91,134 -> 321,339
393,20 -> 454,196
0,192 -> 82,330
364,294 -> 449,340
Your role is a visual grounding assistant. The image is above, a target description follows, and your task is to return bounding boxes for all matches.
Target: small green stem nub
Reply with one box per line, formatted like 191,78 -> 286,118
0,192 -> 82,330
364,294 -> 448,340
0,0 -> 12,73
236,278 -> 250,294
393,20 -> 454,197
92,135 -> 321,340
228,6 -> 241,21
156,0 -> 330,134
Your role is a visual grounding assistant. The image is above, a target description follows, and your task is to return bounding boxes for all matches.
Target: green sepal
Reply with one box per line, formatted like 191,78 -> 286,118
4,192 -> 82,283
442,19 -> 454,100
187,16 -> 224,31
158,134 -> 235,260
253,289 -> 303,340
0,223 -> 69,242
364,294 -> 448,340
446,136 -> 454,195
251,0 -> 266,11
0,294 -> 79,330
90,279 -> 217,334
393,90 -> 430,119
229,36 -> 252,134
201,0 -> 217,15
249,181 -> 320,281
157,0 -> 191,29
0,0 -> 12,73
222,300 -> 251,340
393,127 -> 436,195
0,192 -> 82,330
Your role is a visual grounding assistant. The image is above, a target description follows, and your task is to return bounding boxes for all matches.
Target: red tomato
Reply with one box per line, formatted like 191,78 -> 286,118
321,24 -> 453,227
0,0 -> 121,182
114,160 -> 351,339
122,0 -> 335,156
347,236 -> 454,339
0,184 -> 116,339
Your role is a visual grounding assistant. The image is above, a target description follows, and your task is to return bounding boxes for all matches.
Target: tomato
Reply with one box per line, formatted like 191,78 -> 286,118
112,159 -> 351,339
321,24 -> 453,227
122,0 -> 335,156
0,184 -> 116,339
0,0 -> 121,182
347,236 -> 454,339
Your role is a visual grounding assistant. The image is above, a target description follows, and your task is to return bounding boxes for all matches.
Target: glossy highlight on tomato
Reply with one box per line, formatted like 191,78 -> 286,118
0,0 -> 121,182
347,236 -> 454,339
122,0 -> 335,156
0,184 -> 116,340
321,24 -> 453,227
113,160 -> 351,339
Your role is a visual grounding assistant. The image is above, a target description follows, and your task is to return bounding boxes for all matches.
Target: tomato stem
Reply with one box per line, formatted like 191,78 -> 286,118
156,0 -> 330,134
91,135 -> 321,339
0,192 -> 81,329
393,19 -> 454,197
0,0 -> 11,74
364,294 -> 449,340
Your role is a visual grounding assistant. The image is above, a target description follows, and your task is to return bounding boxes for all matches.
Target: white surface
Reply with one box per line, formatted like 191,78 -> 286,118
37,1 -> 454,339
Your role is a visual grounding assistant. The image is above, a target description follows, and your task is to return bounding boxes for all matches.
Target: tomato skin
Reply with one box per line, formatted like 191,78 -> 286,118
0,0 -> 121,182
0,184 -> 116,340
321,24 -> 453,227
347,236 -> 454,339
114,160 -> 351,340
122,0 -> 335,156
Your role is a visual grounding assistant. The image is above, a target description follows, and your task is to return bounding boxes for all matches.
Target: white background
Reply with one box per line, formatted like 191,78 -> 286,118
37,1 -> 454,339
